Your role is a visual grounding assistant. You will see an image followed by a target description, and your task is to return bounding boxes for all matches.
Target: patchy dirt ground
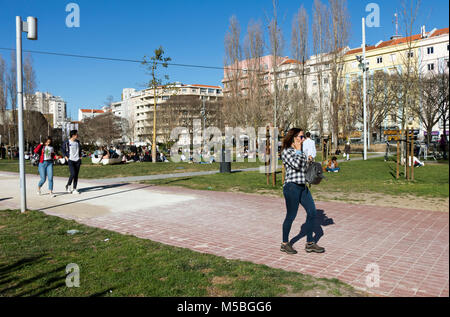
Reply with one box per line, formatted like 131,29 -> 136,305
313,191 -> 449,212
249,188 -> 448,212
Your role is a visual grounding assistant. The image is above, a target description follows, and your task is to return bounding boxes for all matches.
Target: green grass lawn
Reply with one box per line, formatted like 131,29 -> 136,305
0,209 -> 363,297
0,157 -> 265,179
143,157 -> 449,198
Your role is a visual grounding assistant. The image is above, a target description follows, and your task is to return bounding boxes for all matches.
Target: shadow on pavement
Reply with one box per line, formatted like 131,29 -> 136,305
39,184 -> 153,211
290,209 -> 335,246
0,197 -> 12,202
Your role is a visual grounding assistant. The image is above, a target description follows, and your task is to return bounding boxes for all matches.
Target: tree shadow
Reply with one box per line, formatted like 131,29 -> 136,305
0,264 -> 66,296
0,256 -> 46,278
0,197 -> 12,202
89,287 -> 117,297
77,183 -> 129,193
289,209 -> 334,246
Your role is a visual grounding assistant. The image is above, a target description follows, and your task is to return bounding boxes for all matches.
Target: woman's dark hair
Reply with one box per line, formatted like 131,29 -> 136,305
45,136 -> 52,145
332,156 -> 337,161
282,128 -> 303,150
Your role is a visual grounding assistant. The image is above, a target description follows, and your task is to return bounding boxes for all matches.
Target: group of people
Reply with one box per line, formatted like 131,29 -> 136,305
34,130 -> 82,197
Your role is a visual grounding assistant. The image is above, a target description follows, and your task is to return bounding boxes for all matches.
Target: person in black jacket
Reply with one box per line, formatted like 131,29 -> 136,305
62,130 -> 82,194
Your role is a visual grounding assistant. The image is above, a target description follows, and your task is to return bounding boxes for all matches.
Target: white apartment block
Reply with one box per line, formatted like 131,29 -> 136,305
111,83 -> 223,144
24,92 -> 67,128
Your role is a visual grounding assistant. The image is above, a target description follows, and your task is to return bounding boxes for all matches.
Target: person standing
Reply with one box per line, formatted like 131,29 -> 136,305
439,134 -> 448,159
280,128 -> 325,254
302,132 -> 316,161
34,137 -> 56,197
62,130 -> 82,194
344,141 -> 351,161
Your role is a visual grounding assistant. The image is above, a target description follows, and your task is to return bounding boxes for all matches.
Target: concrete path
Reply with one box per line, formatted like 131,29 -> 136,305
0,170 -> 447,297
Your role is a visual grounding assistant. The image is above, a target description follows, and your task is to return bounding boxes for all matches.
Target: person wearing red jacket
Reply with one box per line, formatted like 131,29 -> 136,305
34,136 -> 56,197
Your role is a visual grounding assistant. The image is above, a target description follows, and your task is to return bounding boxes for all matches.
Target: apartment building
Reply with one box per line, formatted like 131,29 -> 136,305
111,83 -> 224,144
343,26 -> 449,138
24,92 -> 67,128
221,26 -> 449,140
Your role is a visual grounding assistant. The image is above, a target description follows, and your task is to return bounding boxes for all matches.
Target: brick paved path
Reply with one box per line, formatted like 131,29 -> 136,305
0,171 -> 448,297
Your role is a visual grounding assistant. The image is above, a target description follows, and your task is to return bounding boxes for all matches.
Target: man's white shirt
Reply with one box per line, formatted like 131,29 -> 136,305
302,138 -> 316,159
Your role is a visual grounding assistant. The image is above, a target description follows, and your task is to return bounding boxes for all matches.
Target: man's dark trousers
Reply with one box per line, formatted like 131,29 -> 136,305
67,159 -> 81,189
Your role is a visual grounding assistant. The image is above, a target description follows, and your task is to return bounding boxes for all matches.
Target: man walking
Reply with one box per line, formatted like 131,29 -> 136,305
302,132 -> 316,161
62,130 -> 82,194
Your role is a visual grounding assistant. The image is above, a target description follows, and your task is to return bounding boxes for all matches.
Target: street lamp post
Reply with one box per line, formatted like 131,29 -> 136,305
361,17 -> 368,160
16,16 -> 37,213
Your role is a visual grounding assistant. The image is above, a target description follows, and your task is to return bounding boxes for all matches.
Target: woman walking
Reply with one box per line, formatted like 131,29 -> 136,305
34,136 -> 56,197
280,128 -> 324,254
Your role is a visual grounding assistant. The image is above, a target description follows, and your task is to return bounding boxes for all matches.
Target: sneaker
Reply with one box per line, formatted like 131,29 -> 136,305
305,242 -> 325,253
65,184 -> 72,193
334,170 -> 339,172
280,242 -> 298,254
73,189 -> 80,195
37,188 -> 41,195
49,192 -> 56,198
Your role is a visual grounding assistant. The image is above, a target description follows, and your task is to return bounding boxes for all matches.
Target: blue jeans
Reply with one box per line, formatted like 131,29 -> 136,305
38,161 -> 54,191
282,182 -> 317,243
326,167 -> 340,172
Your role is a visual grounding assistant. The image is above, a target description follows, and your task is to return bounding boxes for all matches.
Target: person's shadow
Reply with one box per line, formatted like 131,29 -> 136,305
290,209 -> 334,246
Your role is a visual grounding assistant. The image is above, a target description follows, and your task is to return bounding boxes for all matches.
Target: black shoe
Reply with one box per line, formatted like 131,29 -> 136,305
305,242 -> 325,253
281,242 -> 297,254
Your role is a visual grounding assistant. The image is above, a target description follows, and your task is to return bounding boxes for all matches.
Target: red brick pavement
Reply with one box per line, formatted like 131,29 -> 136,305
41,183 -> 449,297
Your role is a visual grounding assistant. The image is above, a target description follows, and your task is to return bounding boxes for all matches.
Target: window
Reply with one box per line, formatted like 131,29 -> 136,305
324,77 -> 329,84
293,83 -> 298,89
216,89 -> 221,94
191,88 -> 198,92
427,63 -> 434,71
377,57 -> 383,64
200,88 -> 207,93
284,84 -> 289,90
208,89 -> 215,94
312,80 -> 317,86
407,51 -> 414,58
390,54 -> 396,62
427,47 -> 434,54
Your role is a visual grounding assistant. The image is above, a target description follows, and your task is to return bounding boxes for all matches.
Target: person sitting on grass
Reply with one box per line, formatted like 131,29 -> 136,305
325,156 -> 340,173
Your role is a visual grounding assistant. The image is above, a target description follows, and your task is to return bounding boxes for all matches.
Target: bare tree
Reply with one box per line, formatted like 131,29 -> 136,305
223,15 -> 245,127
0,56 -> 8,145
6,52 -> 17,147
267,0 -> 285,129
328,0 -> 351,146
243,19 -> 269,130
412,72 -> 449,145
22,54 -> 38,148
290,5 -> 313,131
312,0 -> 330,136
79,112 -> 122,146
351,72 -> 397,142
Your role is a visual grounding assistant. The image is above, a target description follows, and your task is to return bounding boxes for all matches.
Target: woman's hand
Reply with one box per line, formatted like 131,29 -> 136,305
293,136 -> 304,150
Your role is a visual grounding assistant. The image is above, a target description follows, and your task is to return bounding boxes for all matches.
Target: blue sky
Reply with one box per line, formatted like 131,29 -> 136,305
0,0 -> 448,120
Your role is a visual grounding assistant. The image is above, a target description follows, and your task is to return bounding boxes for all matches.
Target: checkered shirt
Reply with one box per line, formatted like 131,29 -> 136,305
281,147 -> 307,186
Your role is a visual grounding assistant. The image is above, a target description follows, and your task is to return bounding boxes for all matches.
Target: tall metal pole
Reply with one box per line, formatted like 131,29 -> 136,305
152,78 -> 157,163
362,17 -> 368,160
16,16 -> 27,212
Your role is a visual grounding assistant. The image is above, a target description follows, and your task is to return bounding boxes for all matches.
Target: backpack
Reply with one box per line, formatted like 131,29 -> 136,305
305,161 -> 325,185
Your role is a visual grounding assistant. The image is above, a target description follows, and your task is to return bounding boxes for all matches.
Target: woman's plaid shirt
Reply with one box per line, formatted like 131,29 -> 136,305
281,147 -> 307,185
